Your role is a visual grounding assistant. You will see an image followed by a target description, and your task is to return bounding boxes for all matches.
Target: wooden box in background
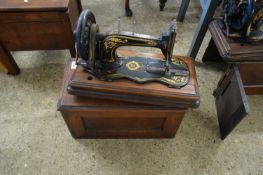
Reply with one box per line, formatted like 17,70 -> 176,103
0,0 -> 82,74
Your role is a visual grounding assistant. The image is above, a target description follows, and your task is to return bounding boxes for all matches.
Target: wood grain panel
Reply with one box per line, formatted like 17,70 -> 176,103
0,22 -> 71,51
0,12 -> 63,23
0,0 -> 70,12
58,56 -> 189,138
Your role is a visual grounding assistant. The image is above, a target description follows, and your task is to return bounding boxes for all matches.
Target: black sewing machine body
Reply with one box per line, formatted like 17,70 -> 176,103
75,10 -> 189,88
220,0 -> 263,43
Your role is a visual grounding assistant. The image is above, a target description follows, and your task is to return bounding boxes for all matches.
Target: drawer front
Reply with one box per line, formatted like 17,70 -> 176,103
0,21 -> 72,51
84,117 -> 165,131
61,110 -> 185,138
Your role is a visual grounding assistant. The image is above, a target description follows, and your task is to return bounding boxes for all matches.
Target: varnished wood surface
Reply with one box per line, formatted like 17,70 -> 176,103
238,63 -> 263,95
209,21 -> 263,62
58,58 -> 153,109
59,54 -> 196,109
0,0 -> 72,12
0,21 -> 71,51
62,110 -> 184,138
58,57 -> 187,138
67,50 -> 200,108
0,0 -> 80,51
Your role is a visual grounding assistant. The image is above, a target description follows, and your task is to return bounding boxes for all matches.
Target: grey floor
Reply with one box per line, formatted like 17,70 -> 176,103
1,0 -> 263,174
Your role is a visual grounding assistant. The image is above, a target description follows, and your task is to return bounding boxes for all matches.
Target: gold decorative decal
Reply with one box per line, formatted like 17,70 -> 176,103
126,61 -> 141,71
172,76 -> 188,83
104,38 -> 128,50
161,77 -> 177,84
147,40 -> 157,46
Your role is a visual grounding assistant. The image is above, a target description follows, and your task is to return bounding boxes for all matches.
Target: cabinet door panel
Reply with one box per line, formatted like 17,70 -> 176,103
213,66 -> 249,139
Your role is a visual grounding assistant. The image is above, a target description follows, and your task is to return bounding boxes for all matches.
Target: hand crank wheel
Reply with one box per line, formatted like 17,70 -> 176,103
75,10 -> 96,61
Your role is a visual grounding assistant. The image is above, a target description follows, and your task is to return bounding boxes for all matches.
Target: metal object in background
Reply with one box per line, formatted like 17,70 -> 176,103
220,0 -> 263,43
177,0 -> 221,59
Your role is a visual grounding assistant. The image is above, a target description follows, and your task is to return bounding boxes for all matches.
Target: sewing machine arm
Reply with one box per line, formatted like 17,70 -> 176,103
75,10 -> 189,88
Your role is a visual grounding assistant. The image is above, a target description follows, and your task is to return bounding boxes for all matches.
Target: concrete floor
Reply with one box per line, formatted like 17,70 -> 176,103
0,0 -> 263,174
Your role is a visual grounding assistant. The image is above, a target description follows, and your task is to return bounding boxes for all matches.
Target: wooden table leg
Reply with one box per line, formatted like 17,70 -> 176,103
159,0 -> 167,11
0,42 -> 20,75
125,0 -> 133,16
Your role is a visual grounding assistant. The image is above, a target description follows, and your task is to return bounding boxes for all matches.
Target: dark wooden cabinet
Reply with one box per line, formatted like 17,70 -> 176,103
203,21 -> 263,139
0,0 -> 82,75
58,51 -> 200,138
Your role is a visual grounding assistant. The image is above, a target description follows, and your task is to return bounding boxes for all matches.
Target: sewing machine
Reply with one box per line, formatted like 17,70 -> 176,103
74,10 -> 190,88
220,0 -> 263,43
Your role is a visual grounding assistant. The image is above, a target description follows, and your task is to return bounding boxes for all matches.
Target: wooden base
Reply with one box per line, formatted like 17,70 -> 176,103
58,50 -> 199,138
68,50 -> 200,108
58,58 -> 186,138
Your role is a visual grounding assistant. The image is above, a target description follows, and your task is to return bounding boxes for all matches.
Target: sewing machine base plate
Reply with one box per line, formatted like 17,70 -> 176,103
87,57 -> 189,88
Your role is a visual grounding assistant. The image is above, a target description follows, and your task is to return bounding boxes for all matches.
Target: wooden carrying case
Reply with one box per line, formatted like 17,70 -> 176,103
58,51 -> 199,138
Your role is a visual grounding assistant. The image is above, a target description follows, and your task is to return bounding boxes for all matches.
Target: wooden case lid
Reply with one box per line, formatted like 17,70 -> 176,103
66,50 -> 200,108
209,20 -> 263,62
0,0 -> 70,12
